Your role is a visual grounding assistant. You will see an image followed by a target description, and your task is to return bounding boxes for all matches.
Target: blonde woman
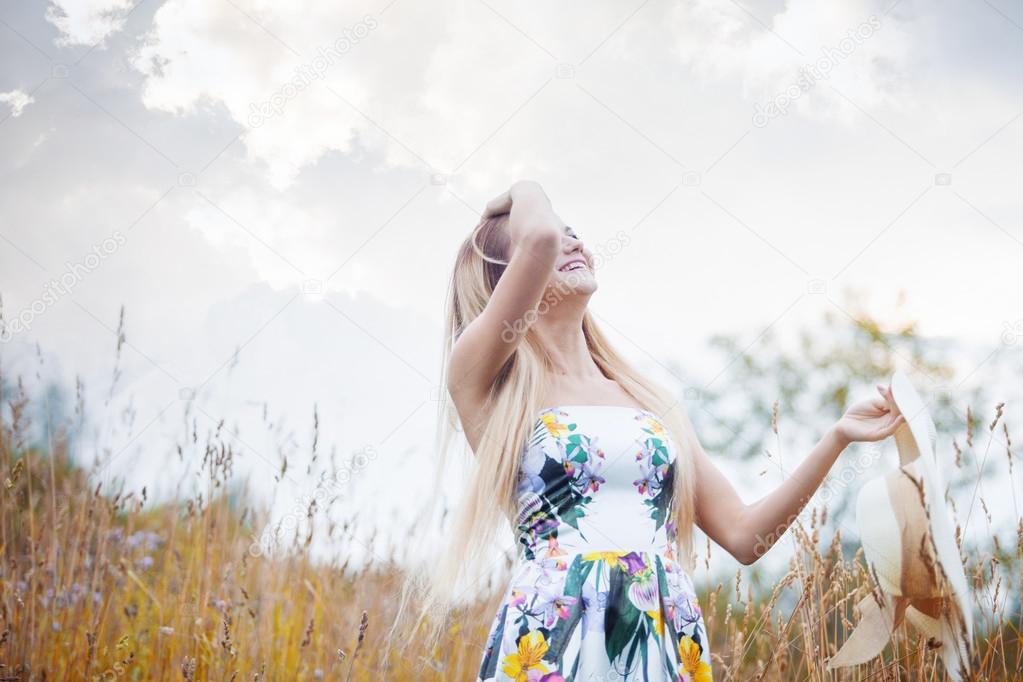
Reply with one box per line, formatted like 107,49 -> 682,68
395,180 -> 904,681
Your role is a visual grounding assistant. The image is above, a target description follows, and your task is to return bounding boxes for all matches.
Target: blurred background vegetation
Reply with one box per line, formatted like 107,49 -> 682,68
1,294 -> 1019,679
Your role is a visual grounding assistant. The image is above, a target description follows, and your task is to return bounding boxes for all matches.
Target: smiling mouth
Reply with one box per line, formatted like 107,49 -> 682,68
558,260 -> 588,272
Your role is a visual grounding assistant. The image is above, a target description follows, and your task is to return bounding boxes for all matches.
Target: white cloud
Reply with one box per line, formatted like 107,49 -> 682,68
129,0 -> 403,188
0,89 -> 35,117
45,0 -> 136,47
119,0 -> 928,190
669,0 -> 913,127
96,0 -> 1023,332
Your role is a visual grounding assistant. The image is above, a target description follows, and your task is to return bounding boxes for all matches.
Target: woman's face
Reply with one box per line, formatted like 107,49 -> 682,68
548,225 -> 597,296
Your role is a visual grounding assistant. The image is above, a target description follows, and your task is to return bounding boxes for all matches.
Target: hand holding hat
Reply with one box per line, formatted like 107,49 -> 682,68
832,383 -> 906,445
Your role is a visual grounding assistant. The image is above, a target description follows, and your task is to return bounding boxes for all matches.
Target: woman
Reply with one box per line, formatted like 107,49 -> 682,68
394,180 -> 904,681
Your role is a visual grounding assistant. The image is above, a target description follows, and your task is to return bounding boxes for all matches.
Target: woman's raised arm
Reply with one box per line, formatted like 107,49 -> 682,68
447,181 -> 564,408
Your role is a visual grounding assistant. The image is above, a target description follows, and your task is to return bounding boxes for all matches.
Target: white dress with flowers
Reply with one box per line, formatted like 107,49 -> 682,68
476,405 -> 712,682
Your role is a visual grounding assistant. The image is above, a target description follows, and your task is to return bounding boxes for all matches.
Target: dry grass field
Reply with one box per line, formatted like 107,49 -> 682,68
1,377 -> 1019,680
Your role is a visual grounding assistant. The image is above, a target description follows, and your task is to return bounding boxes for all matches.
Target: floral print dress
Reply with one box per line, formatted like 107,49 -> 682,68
477,405 -> 712,682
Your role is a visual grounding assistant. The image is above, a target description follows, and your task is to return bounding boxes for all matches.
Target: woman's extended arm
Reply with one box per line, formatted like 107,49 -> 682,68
692,384 -> 905,565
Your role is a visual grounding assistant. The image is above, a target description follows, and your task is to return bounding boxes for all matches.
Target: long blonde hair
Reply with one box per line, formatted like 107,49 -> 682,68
384,213 -> 701,671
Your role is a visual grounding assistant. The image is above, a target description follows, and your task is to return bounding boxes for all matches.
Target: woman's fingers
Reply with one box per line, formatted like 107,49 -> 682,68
482,200 -> 505,218
481,181 -> 549,218
482,190 -> 513,218
881,414 -> 905,437
876,383 -> 901,416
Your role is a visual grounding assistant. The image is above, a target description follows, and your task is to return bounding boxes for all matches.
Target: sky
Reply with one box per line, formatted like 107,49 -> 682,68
1,0 -> 1021,579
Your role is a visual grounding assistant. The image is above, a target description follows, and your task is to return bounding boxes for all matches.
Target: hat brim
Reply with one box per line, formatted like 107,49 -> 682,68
888,370 -> 973,640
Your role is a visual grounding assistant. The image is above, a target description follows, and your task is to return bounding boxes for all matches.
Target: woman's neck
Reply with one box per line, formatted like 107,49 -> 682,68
533,314 -> 603,379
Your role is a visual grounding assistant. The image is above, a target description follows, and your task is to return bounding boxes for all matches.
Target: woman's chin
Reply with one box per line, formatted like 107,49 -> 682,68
554,269 -> 596,289
556,280 -> 598,298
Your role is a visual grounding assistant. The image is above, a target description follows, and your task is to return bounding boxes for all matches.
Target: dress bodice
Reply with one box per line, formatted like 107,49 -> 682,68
478,405 -> 711,682
514,405 -> 679,563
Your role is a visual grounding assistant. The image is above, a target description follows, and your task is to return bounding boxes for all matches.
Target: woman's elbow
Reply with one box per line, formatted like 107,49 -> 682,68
734,549 -> 759,566
728,531 -> 769,566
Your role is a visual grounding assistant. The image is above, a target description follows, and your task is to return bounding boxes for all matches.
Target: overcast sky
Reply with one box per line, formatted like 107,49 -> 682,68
1,0 -> 1021,574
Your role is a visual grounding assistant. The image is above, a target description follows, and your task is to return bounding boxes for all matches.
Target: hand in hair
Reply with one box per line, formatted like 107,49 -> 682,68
481,190 -> 511,219
481,180 -> 550,219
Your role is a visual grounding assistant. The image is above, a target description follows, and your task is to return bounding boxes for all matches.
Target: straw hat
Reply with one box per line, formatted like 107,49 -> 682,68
828,370 -> 973,679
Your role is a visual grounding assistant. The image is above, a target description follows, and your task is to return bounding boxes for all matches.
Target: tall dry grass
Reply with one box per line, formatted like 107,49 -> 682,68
1,368 -> 1019,680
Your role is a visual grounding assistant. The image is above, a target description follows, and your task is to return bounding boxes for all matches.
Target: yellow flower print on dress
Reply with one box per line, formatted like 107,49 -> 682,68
481,406 -> 711,681
646,606 -> 665,637
540,412 -> 570,438
580,550 -> 629,566
501,630 -> 550,681
677,636 -> 712,682
581,551 -> 651,579
639,414 -> 667,437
